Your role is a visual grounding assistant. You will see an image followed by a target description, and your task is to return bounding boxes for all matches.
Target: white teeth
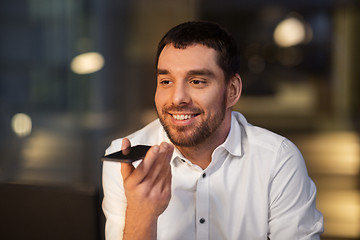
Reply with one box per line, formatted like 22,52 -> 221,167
172,114 -> 192,120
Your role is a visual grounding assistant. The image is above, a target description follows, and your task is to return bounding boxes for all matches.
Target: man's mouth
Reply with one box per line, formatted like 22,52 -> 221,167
172,114 -> 196,120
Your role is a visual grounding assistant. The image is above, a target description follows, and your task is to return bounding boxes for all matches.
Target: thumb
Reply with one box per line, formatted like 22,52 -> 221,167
120,138 -> 135,180
121,162 -> 135,180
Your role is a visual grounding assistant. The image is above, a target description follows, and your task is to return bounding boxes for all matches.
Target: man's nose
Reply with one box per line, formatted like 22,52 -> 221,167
172,83 -> 190,106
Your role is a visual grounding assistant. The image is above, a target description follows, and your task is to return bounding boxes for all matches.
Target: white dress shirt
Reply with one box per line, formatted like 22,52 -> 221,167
102,111 -> 324,240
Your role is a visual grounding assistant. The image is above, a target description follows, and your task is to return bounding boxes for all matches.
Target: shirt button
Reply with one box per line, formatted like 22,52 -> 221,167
202,173 -> 206,178
199,218 -> 206,224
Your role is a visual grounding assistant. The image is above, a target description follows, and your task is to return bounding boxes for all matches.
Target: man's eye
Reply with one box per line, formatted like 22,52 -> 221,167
190,79 -> 206,85
159,80 -> 171,85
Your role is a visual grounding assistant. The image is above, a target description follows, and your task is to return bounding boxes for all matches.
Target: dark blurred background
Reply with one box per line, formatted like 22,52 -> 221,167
0,0 -> 359,239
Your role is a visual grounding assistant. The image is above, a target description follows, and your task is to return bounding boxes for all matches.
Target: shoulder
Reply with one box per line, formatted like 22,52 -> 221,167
232,112 -> 302,162
232,112 -> 287,151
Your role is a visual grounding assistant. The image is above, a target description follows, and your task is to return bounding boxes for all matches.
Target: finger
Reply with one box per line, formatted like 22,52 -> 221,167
160,163 -> 172,198
128,142 -> 172,184
164,143 -> 174,162
156,142 -> 174,178
154,147 -> 173,195
121,138 -> 131,154
120,138 -> 134,181
144,143 -> 172,203
155,143 -> 173,188
143,142 -> 173,185
130,145 -> 160,183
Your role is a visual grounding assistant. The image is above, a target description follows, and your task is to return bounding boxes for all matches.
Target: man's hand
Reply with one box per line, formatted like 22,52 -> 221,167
120,138 -> 174,240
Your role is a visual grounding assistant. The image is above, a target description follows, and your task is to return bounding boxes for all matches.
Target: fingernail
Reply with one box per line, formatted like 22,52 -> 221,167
152,145 -> 160,153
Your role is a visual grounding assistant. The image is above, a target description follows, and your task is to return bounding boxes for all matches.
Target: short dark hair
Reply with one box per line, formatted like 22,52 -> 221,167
156,21 -> 240,82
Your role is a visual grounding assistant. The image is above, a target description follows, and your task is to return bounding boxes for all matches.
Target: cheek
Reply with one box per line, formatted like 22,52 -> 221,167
154,90 -> 165,111
198,90 -> 225,109
154,90 -> 161,105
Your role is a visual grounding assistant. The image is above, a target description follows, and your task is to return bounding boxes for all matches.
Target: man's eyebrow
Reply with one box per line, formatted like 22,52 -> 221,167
156,68 -> 216,77
186,69 -> 215,78
157,69 -> 169,75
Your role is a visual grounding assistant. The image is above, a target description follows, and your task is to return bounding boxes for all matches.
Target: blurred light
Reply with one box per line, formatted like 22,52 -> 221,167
11,113 -> 32,138
296,131 -> 360,175
317,190 -> 360,238
274,17 -> 306,47
70,52 -> 105,74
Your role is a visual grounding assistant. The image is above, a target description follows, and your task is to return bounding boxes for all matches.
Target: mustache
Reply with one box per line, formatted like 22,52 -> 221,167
162,105 -> 203,113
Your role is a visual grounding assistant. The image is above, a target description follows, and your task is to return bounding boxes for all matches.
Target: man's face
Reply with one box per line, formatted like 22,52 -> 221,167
155,44 -> 229,147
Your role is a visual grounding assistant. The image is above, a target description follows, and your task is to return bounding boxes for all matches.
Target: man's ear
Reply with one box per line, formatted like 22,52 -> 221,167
226,73 -> 242,108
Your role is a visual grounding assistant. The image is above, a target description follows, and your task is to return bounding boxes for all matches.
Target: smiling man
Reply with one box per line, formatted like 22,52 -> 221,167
102,21 -> 323,240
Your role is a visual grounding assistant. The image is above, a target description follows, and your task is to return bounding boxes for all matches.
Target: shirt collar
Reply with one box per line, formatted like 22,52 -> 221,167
216,111 -> 243,157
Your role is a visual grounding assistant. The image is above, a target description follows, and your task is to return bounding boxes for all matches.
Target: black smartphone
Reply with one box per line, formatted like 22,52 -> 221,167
101,145 -> 151,163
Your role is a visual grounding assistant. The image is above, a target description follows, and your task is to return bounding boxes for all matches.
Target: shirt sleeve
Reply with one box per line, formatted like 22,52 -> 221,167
268,138 -> 324,239
102,140 -> 127,240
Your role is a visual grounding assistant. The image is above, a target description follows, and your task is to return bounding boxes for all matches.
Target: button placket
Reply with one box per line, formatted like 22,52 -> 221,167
196,171 -> 209,239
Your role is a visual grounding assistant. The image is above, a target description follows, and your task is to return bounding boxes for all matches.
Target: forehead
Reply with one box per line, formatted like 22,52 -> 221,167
157,44 -> 221,71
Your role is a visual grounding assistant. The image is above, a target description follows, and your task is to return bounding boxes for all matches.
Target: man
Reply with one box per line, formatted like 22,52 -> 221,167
102,21 -> 324,239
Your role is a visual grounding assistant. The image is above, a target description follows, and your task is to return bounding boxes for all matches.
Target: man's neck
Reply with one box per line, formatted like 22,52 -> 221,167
177,145 -> 213,170
176,112 -> 232,170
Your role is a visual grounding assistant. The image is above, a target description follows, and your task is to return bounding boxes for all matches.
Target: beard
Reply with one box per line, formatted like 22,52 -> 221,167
157,93 -> 227,147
